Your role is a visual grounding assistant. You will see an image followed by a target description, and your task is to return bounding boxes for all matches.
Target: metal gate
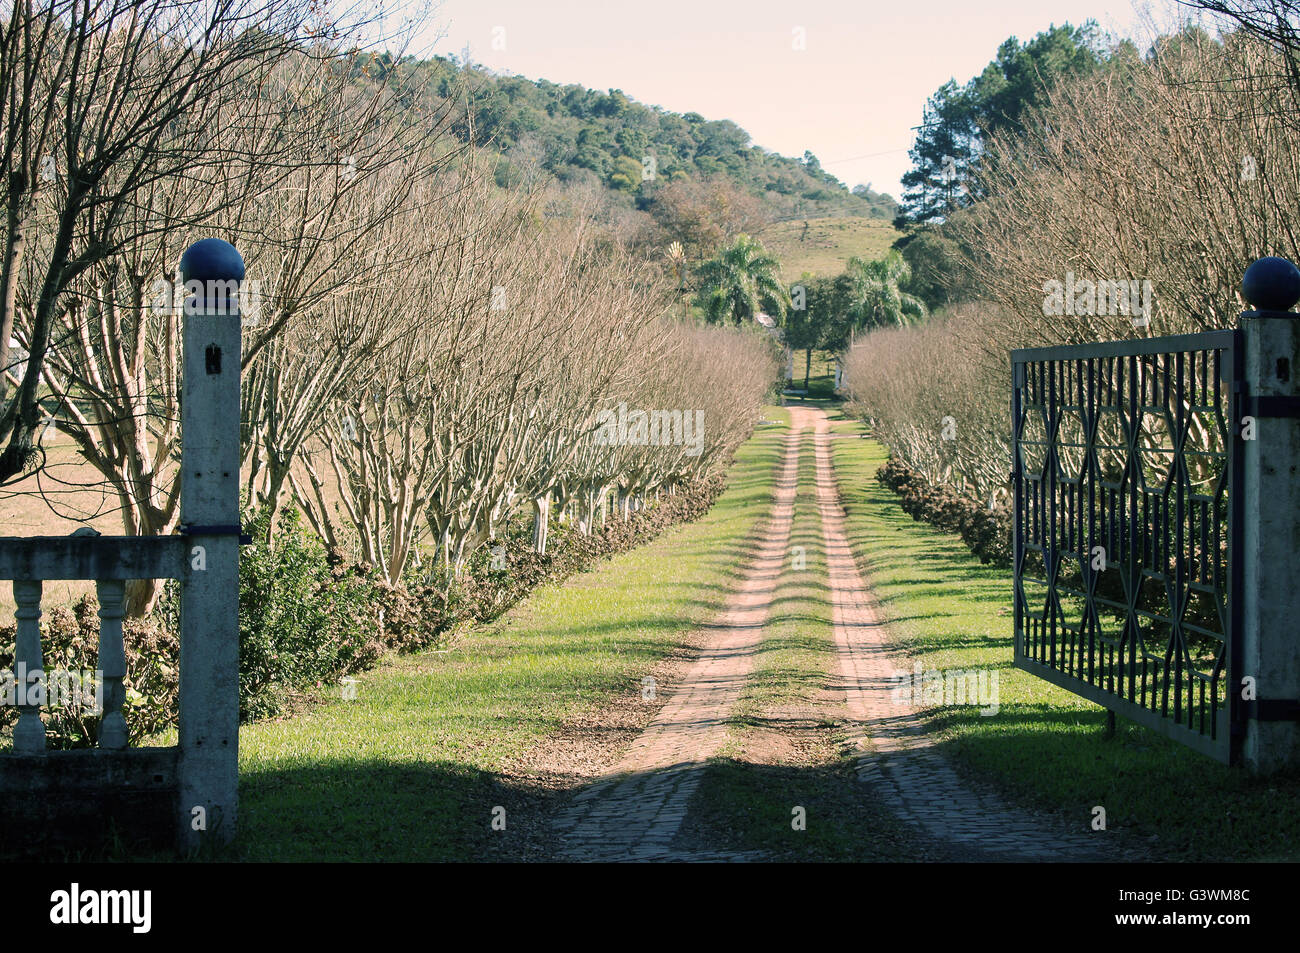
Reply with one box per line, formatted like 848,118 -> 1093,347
1011,331 -> 1242,763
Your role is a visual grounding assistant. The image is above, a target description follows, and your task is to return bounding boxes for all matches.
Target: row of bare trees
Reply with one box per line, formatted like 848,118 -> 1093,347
0,1 -> 779,614
846,22 -> 1299,506
282,170 -> 776,587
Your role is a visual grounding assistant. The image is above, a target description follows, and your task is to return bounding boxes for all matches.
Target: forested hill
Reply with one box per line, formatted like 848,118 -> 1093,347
404,55 -> 897,223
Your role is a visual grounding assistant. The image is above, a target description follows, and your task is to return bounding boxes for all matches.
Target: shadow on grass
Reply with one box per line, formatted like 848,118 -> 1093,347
927,713 -> 1300,861
233,759 -> 559,862
684,757 -> 947,862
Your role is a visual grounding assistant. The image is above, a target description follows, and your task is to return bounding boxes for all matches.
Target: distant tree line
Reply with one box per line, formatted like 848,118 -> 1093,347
399,56 -> 897,226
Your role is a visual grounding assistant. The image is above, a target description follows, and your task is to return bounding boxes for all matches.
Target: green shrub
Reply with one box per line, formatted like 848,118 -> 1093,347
0,599 -> 178,749
876,457 -> 1012,566
159,506 -> 389,722
224,507 -> 385,720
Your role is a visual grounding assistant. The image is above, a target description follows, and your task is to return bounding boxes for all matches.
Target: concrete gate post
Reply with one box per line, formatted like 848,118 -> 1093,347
1238,256 -> 1300,773
175,238 -> 244,847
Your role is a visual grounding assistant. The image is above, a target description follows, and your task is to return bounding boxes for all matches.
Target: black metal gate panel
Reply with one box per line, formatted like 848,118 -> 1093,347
1011,331 -> 1242,762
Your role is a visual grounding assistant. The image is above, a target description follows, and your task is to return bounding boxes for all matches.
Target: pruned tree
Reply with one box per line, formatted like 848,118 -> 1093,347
1,2 -> 447,614
0,0 -> 373,485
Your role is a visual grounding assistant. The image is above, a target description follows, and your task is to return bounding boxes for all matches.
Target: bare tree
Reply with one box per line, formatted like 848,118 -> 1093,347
847,26 -> 1300,508
0,0 -> 389,484
1,3 -> 446,613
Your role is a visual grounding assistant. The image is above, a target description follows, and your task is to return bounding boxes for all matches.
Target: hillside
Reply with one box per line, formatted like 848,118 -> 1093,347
394,54 -> 897,226
760,217 -> 902,280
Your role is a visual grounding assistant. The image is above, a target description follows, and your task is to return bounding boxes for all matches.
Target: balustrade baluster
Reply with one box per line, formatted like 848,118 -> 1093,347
12,579 -> 45,753
95,579 -> 127,749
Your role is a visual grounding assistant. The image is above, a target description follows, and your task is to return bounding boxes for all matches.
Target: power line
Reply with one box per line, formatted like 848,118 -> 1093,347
819,147 -> 911,165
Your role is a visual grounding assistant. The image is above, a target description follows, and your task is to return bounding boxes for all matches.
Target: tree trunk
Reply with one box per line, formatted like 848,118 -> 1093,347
124,577 -> 166,618
532,493 -> 550,554
122,503 -> 182,617
259,458 -> 292,547
0,207 -> 29,406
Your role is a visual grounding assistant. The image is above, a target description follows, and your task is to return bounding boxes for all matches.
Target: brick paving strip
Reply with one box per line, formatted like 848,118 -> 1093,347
809,410 -> 1115,861
553,412 -> 811,861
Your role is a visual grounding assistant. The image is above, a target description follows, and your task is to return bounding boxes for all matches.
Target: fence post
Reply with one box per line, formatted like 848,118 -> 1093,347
1239,256 -> 1300,773
175,238 -> 243,848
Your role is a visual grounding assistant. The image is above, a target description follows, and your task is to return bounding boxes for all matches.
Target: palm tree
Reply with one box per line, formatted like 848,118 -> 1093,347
846,250 -> 927,330
695,234 -> 788,326
666,241 -> 688,321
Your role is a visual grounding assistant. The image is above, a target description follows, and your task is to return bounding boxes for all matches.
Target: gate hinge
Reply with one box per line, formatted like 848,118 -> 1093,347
179,524 -> 253,545
1244,394 -> 1300,418
1244,699 -> 1300,721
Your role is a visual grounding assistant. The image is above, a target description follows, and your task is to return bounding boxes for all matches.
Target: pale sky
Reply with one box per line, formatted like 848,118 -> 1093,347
401,0 -> 1178,201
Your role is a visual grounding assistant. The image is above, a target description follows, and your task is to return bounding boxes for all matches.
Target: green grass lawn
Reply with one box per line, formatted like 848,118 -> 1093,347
760,216 -> 900,280
222,407 -> 793,861
785,349 -> 838,400
826,408 -> 1300,862
687,429 -> 920,860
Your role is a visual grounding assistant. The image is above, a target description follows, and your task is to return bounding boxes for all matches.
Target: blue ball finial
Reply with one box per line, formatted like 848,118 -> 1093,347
178,238 -> 244,314
1242,256 -> 1300,312
179,238 -> 244,285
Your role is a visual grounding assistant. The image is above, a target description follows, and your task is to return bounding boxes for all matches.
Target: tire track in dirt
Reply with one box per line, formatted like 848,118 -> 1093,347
809,410 -> 1116,861
553,410 -> 813,861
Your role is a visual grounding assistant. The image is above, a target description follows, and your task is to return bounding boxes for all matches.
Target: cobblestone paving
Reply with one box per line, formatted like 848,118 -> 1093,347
810,415 -> 1113,861
554,416 -> 806,861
